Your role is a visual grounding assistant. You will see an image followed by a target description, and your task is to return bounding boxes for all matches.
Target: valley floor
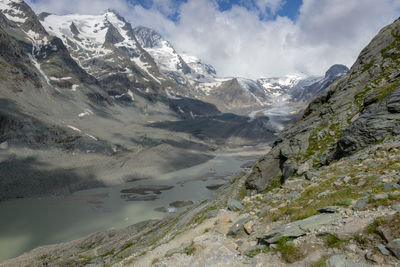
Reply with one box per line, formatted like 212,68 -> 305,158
2,138 -> 400,266
0,144 -> 270,263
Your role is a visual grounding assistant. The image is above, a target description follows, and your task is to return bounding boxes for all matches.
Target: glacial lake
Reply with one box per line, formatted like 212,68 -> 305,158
0,145 -> 269,262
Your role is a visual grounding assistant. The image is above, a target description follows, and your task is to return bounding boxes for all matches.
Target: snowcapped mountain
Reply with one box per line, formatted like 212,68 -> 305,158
39,11 -> 169,98
288,64 -> 349,102
133,26 -> 191,82
0,0 -> 348,114
133,26 -> 217,88
257,74 -> 309,98
35,7 -> 348,111
0,0 -> 28,23
180,54 -> 216,78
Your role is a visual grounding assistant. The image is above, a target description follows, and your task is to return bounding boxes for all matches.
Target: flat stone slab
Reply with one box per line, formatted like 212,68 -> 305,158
258,213 -> 340,244
375,244 -> 391,256
227,200 -> 243,211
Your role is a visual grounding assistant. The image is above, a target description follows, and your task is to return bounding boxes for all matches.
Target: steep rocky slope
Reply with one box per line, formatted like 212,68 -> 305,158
2,14 -> 400,267
246,19 -> 400,193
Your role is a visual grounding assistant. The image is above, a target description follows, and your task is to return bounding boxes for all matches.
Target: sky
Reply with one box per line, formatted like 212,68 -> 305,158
27,0 -> 400,79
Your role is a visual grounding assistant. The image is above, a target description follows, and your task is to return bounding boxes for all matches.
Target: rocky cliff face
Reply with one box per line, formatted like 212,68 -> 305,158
246,18 -> 400,193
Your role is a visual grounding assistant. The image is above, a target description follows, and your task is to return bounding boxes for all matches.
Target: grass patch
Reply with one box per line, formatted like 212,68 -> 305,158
381,29 -> 400,61
231,171 -> 247,184
246,245 -> 270,258
354,86 -> 372,112
100,248 -> 115,258
263,177 -> 282,193
366,217 -> 386,234
40,254 -> 48,260
310,255 -> 329,267
377,80 -> 399,102
324,234 -> 347,249
152,257 -> 159,265
305,121 -> 343,163
361,59 -> 375,73
189,205 -> 218,226
369,215 -> 400,236
184,242 -> 195,255
353,234 -> 368,245
276,237 -> 303,263
288,182 -> 360,221
336,198 -> 352,207
238,184 -> 247,201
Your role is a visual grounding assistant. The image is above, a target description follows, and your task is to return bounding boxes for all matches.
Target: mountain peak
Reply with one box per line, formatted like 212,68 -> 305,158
325,64 -> 349,79
104,9 -> 126,23
133,26 -> 165,48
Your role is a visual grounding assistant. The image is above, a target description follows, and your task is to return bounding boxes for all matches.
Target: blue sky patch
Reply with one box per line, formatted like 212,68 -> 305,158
127,0 -> 303,22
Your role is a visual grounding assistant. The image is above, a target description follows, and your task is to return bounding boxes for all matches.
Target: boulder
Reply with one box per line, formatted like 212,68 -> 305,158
245,148 -> 282,192
364,251 -> 384,265
227,200 -> 243,211
384,182 -> 400,191
376,226 -> 394,243
282,162 -> 297,182
375,244 -> 391,256
353,198 -> 369,211
387,238 -> 400,259
243,221 -> 255,235
228,218 -> 250,236
258,213 -> 340,244
297,160 -> 311,175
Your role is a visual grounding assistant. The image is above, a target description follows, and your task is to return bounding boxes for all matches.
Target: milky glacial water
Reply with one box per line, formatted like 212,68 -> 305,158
0,146 -> 268,262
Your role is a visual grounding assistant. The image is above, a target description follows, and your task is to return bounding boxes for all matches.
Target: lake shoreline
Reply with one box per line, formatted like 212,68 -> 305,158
0,144 -> 270,262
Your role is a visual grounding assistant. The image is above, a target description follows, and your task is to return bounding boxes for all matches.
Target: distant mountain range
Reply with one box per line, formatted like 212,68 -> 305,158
0,0 -> 347,202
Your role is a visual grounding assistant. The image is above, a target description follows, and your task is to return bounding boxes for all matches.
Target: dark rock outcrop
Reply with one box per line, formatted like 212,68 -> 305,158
334,87 -> 400,159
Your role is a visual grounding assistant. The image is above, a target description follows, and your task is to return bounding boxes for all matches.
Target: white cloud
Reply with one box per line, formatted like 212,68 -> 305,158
27,0 -> 132,15
27,0 -> 400,78
255,0 -> 285,14
166,0 -> 400,78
